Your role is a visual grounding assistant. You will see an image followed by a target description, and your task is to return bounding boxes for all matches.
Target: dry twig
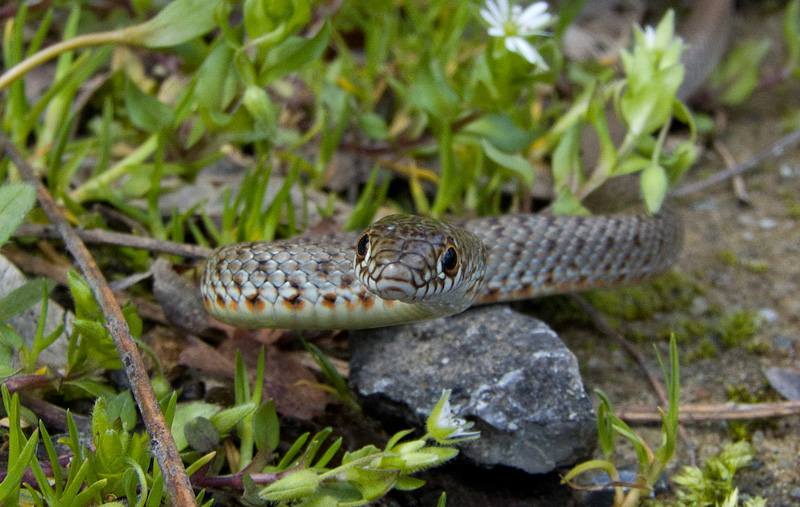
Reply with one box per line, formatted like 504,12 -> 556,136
617,401 -> 800,422
0,134 -> 197,507
673,126 -> 800,197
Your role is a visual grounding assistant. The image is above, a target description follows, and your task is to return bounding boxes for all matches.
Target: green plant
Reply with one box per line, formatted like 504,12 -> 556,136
562,336 -> 680,507
238,388 -> 479,506
648,441 -> 766,507
1,0 -> 767,504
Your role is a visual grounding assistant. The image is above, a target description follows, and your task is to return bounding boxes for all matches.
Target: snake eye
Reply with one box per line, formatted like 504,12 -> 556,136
442,246 -> 459,275
356,232 -> 369,259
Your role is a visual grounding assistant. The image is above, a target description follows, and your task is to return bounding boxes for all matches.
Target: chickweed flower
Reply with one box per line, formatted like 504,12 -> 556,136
480,0 -> 552,68
427,389 -> 481,444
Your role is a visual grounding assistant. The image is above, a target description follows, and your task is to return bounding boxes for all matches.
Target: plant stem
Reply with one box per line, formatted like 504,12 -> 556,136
69,133 -> 159,202
0,30 -> 128,92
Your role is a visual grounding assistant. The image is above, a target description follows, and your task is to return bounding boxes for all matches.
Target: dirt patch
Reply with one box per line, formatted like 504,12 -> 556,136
558,5 -> 800,503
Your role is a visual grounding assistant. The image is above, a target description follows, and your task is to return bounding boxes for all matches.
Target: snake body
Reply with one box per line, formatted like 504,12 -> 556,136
201,210 -> 682,330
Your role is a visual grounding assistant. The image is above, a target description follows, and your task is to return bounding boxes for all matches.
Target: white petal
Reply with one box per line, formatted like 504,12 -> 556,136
506,36 -> 548,68
518,6 -> 551,32
480,8 -> 500,26
643,25 -> 657,48
495,0 -> 510,19
484,0 -> 504,24
487,26 -> 506,37
519,1 -> 548,21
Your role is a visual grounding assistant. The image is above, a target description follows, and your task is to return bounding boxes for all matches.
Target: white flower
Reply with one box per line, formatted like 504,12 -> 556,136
427,389 -> 481,444
480,0 -> 552,68
642,25 -> 657,49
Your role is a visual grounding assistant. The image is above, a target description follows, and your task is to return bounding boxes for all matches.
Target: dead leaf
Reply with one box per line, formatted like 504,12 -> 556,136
764,366 -> 800,401
179,334 -> 327,419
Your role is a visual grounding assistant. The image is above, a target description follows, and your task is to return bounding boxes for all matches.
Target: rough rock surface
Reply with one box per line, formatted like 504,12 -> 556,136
0,254 -> 71,368
349,305 -> 596,474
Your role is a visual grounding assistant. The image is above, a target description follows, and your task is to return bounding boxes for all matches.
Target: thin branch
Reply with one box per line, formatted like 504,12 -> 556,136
673,126 -> 800,197
617,400 -> 800,422
15,223 -> 212,259
0,135 -> 197,507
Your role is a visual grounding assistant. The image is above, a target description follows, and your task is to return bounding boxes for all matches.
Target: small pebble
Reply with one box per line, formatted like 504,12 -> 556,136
759,218 -> 777,229
691,296 -> 709,315
772,335 -> 796,350
758,308 -> 779,323
692,200 -> 718,210
779,164 -> 800,178
739,215 -> 755,226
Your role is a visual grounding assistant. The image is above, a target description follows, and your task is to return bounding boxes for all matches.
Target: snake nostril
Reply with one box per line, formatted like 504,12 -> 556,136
356,232 -> 369,259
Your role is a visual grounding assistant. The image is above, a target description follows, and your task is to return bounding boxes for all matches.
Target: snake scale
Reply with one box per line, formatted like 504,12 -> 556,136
201,209 -> 682,330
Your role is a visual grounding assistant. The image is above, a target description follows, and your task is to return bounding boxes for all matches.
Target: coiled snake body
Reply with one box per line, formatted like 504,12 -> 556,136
201,210 -> 682,330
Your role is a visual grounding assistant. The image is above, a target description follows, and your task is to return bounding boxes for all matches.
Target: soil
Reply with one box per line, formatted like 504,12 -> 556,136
564,5 -> 800,505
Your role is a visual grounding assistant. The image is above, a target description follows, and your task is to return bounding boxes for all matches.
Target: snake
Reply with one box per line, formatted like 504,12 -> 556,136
200,209 -> 682,330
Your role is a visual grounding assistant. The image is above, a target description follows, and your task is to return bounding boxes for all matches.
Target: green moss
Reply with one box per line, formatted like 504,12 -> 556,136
780,189 -> 800,218
715,250 -> 770,274
715,249 -> 738,266
720,310 -> 763,348
657,309 -> 764,363
684,337 -> 718,362
746,341 -> 770,354
741,260 -> 770,274
587,271 -> 702,322
727,382 -> 780,404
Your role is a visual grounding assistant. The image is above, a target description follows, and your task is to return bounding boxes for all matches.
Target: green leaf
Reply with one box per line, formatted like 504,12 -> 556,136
184,417 -> 221,454
92,397 -> 113,437
784,0 -> 800,67
0,278 -> 55,322
551,124 -> 582,192
551,188 -> 591,216
461,114 -> 535,153
0,183 -> 35,248
67,270 -> 102,321
640,163 -> 668,214
481,140 -> 534,187
245,0 -> 310,44
171,402 -> 222,451
106,391 -> 137,432
210,402 -> 257,434
259,20 -> 331,84
409,59 -> 459,122
341,466 -> 399,502
358,112 -> 390,141
621,64 -> 684,136
126,0 -> 219,48
260,469 -> 320,502
195,42 -> 236,112
395,476 -> 427,491
614,154 -> 651,176
0,429 -> 39,501
345,166 -> 390,232
711,39 -> 771,106
124,79 -> 174,133
253,399 -> 279,453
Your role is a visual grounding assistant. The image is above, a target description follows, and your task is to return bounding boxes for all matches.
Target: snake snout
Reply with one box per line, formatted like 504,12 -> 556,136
371,262 -> 420,301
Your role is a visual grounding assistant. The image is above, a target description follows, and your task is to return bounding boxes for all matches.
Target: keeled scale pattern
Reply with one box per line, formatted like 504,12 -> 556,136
202,209 -> 682,329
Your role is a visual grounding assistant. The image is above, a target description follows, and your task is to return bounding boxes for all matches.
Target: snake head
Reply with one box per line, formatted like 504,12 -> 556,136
354,215 -> 487,316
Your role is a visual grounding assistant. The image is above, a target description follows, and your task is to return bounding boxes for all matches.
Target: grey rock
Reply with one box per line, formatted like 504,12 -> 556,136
0,254 -> 71,369
349,305 -> 596,474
